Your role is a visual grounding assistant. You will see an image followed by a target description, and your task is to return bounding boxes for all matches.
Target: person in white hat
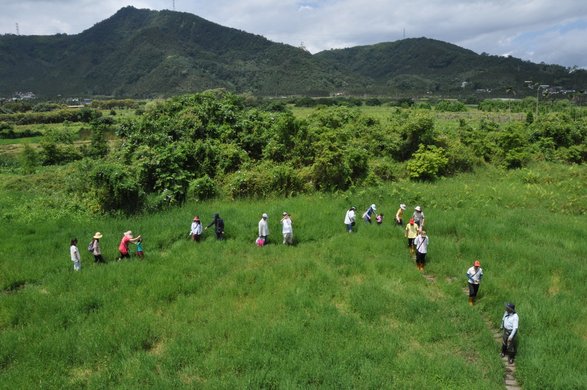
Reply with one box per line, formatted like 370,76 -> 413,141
363,204 -> 377,223
117,230 -> 141,261
412,206 -> 425,231
395,204 -> 407,225
258,213 -> 269,245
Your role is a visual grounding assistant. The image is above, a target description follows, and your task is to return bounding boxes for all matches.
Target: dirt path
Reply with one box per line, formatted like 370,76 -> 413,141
417,263 -> 521,389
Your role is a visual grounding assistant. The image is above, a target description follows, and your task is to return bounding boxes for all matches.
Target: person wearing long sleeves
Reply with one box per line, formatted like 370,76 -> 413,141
70,238 -> 81,271
501,303 -> 519,364
258,213 -> 269,244
190,216 -> 202,242
466,260 -> 484,305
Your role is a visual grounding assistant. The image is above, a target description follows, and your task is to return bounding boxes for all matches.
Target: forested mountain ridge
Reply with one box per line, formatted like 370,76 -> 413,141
1,6 -> 585,98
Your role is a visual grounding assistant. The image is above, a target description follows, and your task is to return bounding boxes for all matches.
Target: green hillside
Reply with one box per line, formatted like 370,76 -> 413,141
1,7 -> 586,98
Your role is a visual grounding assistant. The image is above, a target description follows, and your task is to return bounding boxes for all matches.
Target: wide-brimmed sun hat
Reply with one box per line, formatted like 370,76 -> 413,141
415,206 -> 422,211
400,204 -> 406,210
262,213 -> 268,219
93,232 -> 103,239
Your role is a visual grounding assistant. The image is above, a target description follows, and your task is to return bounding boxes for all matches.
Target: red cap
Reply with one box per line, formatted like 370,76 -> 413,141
474,260 -> 481,267
409,218 -> 415,224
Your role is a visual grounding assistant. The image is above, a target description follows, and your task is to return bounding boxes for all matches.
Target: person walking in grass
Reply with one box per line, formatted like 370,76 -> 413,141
281,212 -> 293,245
70,238 -> 81,271
466,260 -> 484,305
405,218 -> 419,258
395,204 -> 407,225
344,206 -> 356,233
501,303 -> 519,364
414,230 -> 429,271
363,204 -> 377,223
412,206 -> 425,231
135,237 -> 144,259
117,231 -> 141,261
90,232 -> 105,264
205,213 -> 224,240
258,213 -> 269,245
190,216 -> 202,242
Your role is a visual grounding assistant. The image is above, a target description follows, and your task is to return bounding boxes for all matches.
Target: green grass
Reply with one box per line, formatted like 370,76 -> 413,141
0,162 -> 586,388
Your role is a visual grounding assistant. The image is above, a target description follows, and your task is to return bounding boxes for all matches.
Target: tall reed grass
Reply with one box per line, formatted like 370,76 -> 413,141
0,162 -> 585,388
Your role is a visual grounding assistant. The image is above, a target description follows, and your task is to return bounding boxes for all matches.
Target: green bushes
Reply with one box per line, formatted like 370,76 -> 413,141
406,144 -> 449,180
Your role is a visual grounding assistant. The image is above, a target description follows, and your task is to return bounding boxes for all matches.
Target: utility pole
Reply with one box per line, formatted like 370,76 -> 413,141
16,22 -> 20,35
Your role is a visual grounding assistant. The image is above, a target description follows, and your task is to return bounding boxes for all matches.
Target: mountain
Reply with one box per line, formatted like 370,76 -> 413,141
0,6 -> 585,98
0,7 -> 361,98
315,38 -> 587,96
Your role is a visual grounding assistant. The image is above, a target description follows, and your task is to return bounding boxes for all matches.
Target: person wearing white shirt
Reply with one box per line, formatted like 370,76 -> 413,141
501,303 -> 519,364
413,230 -> 429,271
281,212 -> 293,245
190,216 -> 202,242
258,213 -> 269,244
70,238 -> 81,271
466,260 -> 484,305
344,207 -> 356,233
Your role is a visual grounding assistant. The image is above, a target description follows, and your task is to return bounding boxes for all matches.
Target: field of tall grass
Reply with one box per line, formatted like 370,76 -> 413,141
1,162 -> 585,388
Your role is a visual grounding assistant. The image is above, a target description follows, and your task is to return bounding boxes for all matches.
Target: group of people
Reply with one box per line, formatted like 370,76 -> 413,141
190,213 -> 225,241
256,212 -> 294,246
354,202 -> 519,365
69,230 -> 143,271
69,202 -> 520,365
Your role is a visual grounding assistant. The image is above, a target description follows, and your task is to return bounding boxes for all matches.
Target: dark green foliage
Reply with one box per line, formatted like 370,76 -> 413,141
39,128 -> 81,165
188,175 -> 217,201
435,100 -> 467,112
2,7 -> 586,98
397,112 -> 436,160
90,161 -> 145,213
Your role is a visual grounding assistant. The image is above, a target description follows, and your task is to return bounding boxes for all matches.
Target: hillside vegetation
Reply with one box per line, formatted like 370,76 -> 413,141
0,162 -> 586,388
1,93 -> 586,387
1,6 -> 586,98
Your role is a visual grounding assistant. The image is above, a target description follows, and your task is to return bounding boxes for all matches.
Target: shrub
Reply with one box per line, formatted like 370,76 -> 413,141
406,144 -> 449,180
188,175 -> 217,201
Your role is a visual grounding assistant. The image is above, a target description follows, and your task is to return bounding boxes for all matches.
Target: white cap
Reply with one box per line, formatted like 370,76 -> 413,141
371,204 -> 376,210
415,206 -> 421,211
262,213 -> 268,218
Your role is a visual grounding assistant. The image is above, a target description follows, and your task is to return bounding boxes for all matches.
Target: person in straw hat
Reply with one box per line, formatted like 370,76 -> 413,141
90,232 -> 105,263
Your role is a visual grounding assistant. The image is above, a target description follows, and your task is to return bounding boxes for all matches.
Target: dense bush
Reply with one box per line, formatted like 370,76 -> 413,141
406,144 -> 449,180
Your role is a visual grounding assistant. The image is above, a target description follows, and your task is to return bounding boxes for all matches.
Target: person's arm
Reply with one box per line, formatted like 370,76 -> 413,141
508,315 -> 519,340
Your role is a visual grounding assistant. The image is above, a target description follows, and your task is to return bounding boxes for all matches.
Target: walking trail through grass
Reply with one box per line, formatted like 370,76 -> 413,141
421,260 -> 521,390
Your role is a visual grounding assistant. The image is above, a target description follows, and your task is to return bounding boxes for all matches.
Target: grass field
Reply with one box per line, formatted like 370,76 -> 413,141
1,162 -> 585,388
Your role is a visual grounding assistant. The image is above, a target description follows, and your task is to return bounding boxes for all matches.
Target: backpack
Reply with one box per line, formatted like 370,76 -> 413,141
87,240 -> 95,253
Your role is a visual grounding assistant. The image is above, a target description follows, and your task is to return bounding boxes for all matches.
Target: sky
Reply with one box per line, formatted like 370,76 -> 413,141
1,0 -> 586,69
